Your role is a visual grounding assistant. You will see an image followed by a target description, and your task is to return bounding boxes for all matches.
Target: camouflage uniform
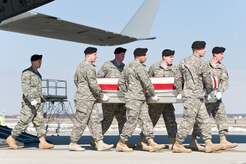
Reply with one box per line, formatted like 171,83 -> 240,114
12,66 -> 46,138
71,60 -> 104,143
97,60 -> 127,134
118,60 -> 155,141
147,61 -> 177,139
174,54 -> 213,142
192,59 -> 229,137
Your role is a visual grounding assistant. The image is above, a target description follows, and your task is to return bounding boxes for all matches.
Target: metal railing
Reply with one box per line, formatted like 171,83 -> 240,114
42,79 -> 67,101
42,79 -> 74,134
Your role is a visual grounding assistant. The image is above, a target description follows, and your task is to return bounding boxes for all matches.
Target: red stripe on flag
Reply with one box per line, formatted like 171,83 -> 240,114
153,84 -> 174,90
212,76 -> 217,89
99,84 -> 174,91
99,84 -> 119,90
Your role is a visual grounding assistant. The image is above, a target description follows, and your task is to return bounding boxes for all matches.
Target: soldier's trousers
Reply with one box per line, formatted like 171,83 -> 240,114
70,100 -> 103,142
140,104 -> 177,139
176,98 -> 212,142
12,101 -> 46,138
101,103 -> 126,134
150,104 -> 177,139
192,100 -> 228,137
120,99 -> 154,141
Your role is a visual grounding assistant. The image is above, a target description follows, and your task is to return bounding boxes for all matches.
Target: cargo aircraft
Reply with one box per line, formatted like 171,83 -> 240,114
0,0 -> 160,46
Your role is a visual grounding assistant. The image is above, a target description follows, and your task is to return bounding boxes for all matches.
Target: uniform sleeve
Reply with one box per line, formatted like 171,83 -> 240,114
219,67 -> 229,92
148,65 -> 154,77
174,64 -> 183,94
136,66 -> 155,96
97,63 -> 107,78
201,63 -> 213,93
118,69 -> 127,94
22,72 -> 32,101
87,67 -> 103,98
74,70 -> 78,87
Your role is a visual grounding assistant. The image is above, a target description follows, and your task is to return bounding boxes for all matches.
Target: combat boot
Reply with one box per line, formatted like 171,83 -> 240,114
172,140 -> 192,153
39,136 -> 54,149
212,143 -> 224,151
204,139 -> 215,153
137,138 -> 155,152
69,143 -> 85,151
189,137 -> 205,152
95,140 -> 113,151
220,135 -> 238,149
147,138 -> 165,151
168,138 -> 175,150
6,135 -> 18,149
116,139 -> 133,152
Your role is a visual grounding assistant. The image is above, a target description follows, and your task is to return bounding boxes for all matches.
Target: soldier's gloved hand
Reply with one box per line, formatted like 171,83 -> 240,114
102,94 -> 110,101
216,92 -> 222,100
31,99 -> 38,106
176,94 -> 182,100
150,95 -> 159,101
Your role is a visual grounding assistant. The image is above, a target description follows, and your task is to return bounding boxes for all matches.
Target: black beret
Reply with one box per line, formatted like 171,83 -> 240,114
212,46 -> 226,54
84,47 -> 97,54
191,41 -> 206,50
30,54 -> 42,61
162,49 -> 175,57
114,47 -> 127,54
133,48 -> 148,56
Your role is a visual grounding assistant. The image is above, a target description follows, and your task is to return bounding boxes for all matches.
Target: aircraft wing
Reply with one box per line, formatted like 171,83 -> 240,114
0,0 -> 54,22
0,12 -> 154,46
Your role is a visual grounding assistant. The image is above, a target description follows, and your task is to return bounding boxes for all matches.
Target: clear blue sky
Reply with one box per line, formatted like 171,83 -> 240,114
1,0 -> 246,114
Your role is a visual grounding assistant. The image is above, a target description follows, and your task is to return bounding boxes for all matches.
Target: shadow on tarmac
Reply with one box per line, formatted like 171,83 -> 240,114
45,134 -> 246,145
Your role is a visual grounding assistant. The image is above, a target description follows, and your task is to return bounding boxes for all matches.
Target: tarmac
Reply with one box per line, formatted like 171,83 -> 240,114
0,135 -> 246,164
1,117 -> 246,164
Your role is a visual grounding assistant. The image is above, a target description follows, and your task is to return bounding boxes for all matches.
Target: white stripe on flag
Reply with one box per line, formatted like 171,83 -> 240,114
150,77 -> 174,84
97,78 -> 118,84
97,77 -> 175,85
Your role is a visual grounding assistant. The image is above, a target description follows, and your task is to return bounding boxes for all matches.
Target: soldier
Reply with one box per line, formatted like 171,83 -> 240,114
190,46 -> 238,151
139,49 -> 178,150
69,47 -> 113,151
173,41 -> 219,153
116,48 -> 164,152
6,54 -> 54,149
97,47 -> 127,135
